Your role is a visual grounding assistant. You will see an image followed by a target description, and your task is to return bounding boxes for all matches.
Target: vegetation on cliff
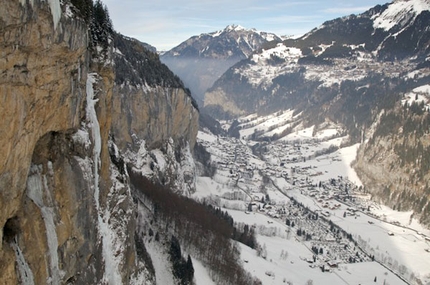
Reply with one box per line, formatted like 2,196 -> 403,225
129,171 -> 261,285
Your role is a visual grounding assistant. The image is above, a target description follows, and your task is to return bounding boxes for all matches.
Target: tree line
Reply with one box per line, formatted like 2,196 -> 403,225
128,168 -> 261,285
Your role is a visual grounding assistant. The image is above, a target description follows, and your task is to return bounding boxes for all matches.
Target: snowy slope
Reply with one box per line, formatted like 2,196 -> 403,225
195,110 -> 430,284
372,0 -> 430,31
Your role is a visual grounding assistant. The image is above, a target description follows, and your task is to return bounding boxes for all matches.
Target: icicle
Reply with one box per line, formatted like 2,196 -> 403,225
86,73 -> 101,210
86,74 -> 122,284
11,240 -> 35,285
47,0 -> 61,30
26,165 -> 61,285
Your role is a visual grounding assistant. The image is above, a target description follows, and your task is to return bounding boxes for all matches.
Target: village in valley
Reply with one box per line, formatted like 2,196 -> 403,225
194,110 -> 430,285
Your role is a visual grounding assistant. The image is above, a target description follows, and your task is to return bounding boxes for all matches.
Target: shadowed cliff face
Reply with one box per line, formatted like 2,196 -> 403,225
111,33 -> 199,154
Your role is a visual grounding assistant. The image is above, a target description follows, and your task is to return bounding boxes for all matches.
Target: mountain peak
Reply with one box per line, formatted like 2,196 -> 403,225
210,24 -> 254,37
224,24 -> 247,32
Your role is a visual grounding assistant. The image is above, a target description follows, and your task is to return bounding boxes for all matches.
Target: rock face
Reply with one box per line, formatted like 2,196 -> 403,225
112,85 -> 198,149
0,0 -> 87,233
111,34 -> 199,193
0,1 -> 130,283
0,0 -> 198,284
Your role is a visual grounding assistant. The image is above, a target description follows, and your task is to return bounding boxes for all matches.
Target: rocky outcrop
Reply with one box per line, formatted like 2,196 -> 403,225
111,84 -> 199,194
111,34 -> 199,194
112,85 -> 198,153
0,0 -> 198,283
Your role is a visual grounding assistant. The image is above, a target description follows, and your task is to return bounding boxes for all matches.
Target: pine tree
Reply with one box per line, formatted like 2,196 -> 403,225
90,0 -> 113,49
185,255 -> 194,284
70,0 -> 93,22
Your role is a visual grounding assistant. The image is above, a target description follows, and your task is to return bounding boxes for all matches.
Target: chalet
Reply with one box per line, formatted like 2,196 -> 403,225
320,265 -> 331,272
325,236 -> 336,242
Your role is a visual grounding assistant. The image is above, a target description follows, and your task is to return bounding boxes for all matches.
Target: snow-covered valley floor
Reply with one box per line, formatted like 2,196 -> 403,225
194,111 -> 430,285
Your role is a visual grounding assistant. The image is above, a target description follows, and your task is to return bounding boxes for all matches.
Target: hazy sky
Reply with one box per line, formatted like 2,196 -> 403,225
102,0 -> 389,51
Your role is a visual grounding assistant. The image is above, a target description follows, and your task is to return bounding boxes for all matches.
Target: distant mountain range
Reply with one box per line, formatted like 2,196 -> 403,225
197,0 -> 430,226
203,0 -> 430,119
160,24 -> 281,104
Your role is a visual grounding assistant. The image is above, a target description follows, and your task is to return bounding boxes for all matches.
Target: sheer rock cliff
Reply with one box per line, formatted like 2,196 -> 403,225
0,0 -> 198,283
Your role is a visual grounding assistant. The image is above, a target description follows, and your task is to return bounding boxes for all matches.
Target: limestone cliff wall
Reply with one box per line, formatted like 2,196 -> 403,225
0,0 -> 156,284
0,0 -> 100,282
0,0 -> 87,233
111,84 -> 199,195
110,34 -> 199,194
112,85 -> 199,152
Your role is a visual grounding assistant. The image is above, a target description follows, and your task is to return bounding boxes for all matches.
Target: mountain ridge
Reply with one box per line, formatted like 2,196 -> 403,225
163,24 -> 281,59
160,24 -> 282,104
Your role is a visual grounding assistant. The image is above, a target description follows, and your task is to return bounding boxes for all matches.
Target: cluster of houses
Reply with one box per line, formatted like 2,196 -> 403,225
305,54 -> 415,88
198,132 -> 374,271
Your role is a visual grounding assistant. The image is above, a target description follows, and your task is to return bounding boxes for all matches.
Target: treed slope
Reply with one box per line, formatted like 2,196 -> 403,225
114,34 -> 188,89
128,171 -> 261,285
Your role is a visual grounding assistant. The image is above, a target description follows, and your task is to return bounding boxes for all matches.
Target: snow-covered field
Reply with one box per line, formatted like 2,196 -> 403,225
195,110 -> 430,285
230,210 -> 408,285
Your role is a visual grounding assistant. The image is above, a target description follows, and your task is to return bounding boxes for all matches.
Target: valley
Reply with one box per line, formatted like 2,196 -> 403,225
194,110 -> 430,285
2,0 -> 430,284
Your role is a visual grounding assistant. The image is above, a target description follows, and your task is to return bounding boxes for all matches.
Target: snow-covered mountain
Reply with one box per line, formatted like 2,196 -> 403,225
163,24 -> 280,59
204,0 -> 430,120
161,24 -> 282,104
203,0 -> 430,226
3,0 -> 430,284
297,0 -> 430,60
